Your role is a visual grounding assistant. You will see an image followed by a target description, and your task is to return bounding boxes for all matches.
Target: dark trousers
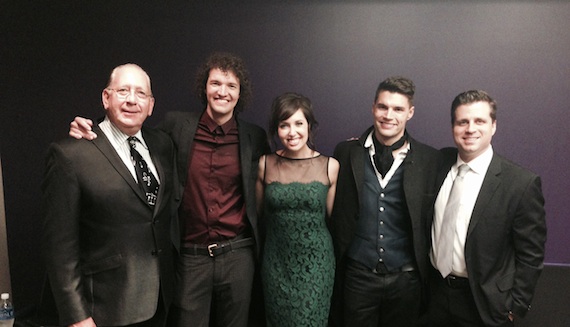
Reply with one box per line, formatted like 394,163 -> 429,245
343,259 -> 422,327
88,290 -> 168,327
427,268 -> 513,327
169,246 -> 255,327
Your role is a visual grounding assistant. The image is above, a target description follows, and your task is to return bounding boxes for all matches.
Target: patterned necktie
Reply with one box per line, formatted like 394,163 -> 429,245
128,136 -> 159,206
436,164 -> 470,277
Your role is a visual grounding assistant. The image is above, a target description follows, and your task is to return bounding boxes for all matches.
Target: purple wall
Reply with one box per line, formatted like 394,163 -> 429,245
2,1 -> 569,313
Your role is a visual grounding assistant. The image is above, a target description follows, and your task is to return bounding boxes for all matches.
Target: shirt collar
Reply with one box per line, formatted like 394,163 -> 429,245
100,116 -> 147,149
454,145 -> 493,176
200,111 -> 237,135
364,130 -> 410,156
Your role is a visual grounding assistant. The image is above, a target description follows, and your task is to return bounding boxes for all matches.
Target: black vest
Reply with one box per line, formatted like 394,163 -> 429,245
346,153 -> 414,271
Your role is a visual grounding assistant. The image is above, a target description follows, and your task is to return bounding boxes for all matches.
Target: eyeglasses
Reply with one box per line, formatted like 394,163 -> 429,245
107,88 -> 153,100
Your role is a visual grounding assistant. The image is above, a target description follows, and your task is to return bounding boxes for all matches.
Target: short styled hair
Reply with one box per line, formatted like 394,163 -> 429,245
451,90 -> 497,124
374,76 -> 415,106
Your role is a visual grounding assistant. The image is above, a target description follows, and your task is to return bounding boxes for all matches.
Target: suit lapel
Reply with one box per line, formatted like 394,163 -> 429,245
467,154 -> 502,235
91,126 -> 147,205
179,115 -> 199,182
350,144 -> 365,205
402,139 -> 421,223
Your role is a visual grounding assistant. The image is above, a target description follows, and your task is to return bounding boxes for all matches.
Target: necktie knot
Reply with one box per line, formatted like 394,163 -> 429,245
457,164 -> 469,178
372,132 -> 408,178
128,136 -> 139,148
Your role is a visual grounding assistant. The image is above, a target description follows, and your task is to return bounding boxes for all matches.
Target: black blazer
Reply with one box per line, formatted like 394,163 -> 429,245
41,125 -> 176,326
159,111 -> 270,254
330,127 -> 441,279
433,148 -> 546,326
328,127 -> 441,325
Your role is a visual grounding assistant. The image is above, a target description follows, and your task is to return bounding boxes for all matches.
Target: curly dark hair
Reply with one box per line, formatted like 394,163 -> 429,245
194,52 -> 252,113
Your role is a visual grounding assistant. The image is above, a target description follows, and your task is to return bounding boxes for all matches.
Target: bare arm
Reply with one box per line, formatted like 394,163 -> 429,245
255,155 -> 267,217
69,117 -> 97,140
326,157 -> 340,218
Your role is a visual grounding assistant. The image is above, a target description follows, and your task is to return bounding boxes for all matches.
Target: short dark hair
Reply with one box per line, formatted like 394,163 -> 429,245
451,90 -> 497,124
374,76 -> 415,106
268,92 -> 319,150
194,52 -> 252,112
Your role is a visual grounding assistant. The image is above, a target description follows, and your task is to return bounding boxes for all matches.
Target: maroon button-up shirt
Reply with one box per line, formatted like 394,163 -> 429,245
179,112 -> 247,245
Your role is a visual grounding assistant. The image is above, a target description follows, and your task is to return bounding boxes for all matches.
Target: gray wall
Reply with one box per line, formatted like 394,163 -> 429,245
1,0 -> 568,315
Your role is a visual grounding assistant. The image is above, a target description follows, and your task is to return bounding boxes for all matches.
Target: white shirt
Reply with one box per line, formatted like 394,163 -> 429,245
431,145 -> 493,277
99,117 -> 160,184
364,131 -> 410,188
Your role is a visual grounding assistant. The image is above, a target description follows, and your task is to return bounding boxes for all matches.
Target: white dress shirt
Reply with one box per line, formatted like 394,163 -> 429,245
99,117 -> 160,184
364,131 -> 410,188
431,146 -> 493,277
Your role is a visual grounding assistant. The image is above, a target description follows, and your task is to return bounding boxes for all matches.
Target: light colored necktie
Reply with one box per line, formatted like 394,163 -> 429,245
436,164 -> 470,277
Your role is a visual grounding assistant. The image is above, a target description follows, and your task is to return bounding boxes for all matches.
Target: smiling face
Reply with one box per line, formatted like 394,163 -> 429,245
102,64 -> 154,136
204,68 -> 240,125
371,90 -> 414,145
277,109 -> 311,157
453,101 -> 496,162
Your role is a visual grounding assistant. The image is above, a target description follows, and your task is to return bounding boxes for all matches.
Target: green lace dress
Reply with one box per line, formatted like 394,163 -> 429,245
261,153 -> 335,327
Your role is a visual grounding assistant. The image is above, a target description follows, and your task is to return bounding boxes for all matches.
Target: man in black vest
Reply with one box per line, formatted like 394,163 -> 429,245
329,76 -> 441,326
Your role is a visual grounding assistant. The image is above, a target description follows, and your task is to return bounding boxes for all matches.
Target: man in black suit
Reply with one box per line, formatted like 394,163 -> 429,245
159,53 -> 269,327
42,64 -> 176,327
429,90 -> 546,326
329,76 -> 441,326
70,52 -> 270,327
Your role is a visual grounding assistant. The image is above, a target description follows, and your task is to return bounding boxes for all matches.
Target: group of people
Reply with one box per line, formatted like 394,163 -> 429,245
39,51 -> 546,327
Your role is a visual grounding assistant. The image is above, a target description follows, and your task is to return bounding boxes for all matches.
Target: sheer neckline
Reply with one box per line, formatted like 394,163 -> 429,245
275,151 -> 321,160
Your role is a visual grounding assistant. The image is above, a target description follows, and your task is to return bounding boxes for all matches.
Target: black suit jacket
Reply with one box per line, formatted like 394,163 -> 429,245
329,127 -> 441,325
158,111 -> 270,254
433,148 -> 546,326
41,125 -> 176,326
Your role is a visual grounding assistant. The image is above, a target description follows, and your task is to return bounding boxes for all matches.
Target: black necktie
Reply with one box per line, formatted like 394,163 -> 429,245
373,132 -> 408,178
128,136 -> 159,206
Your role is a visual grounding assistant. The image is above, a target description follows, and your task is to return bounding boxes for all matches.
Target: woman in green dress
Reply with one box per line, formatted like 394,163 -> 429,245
255,92 -> 339,326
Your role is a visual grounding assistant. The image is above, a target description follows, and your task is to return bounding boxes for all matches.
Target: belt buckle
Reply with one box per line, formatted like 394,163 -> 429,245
207,243 -> 218,257
446,275 -> 461,287
373,262 -> 389,274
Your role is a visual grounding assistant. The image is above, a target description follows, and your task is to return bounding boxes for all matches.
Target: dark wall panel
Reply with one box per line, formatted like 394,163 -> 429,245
1,0 -> 568,314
